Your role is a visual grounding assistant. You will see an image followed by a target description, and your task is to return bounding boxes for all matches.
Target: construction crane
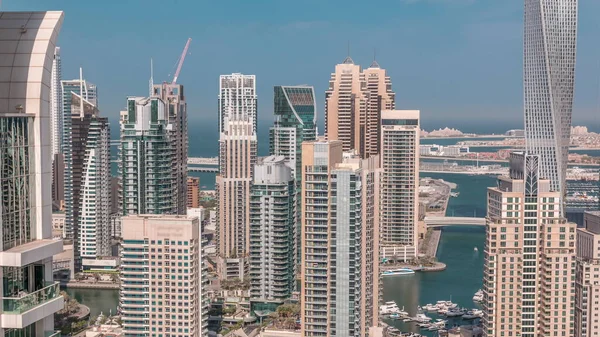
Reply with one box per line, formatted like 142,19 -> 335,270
172,38 -> 192,84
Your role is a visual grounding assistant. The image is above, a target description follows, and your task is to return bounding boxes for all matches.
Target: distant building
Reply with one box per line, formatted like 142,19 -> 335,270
187,207 -> 205,224
524,0 -> 577,201
575,211 -> 600,336
380,110 -> 420,261
70,93 -> 112,265
249,156 -> 295,302
53,212 -> 66,235
216,74 -> 258,280
482,152 -> 576,337
325,57 -> 395,158
152,83 -> 188,215
269,85 -> 317,265
120,215 -> 207,337
300,139 -> 382,336
187,176 -> 201,208
61,74 -> 98,243
505,129 -> 524,137
120,96 -> 178,215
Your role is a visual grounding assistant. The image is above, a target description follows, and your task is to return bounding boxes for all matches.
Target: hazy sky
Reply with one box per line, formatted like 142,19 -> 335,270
6,0 -> 600,130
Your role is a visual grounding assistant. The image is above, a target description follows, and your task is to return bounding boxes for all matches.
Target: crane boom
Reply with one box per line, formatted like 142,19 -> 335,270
172,38 -> 191,84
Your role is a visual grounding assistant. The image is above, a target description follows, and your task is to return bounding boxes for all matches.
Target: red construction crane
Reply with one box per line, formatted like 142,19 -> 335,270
172,38 -> 192,84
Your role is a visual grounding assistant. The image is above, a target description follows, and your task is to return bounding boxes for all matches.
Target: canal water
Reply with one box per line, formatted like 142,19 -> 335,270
382,173 -> 496,335
65,288 -> 120,318
66,172 -> 496,332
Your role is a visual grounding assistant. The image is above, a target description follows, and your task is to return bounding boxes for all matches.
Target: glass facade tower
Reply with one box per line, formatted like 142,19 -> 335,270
524,0 -> 578,206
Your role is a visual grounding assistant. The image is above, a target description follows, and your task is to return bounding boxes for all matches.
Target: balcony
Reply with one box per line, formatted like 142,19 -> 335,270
1,282 -> 63,329
0,239 -> 63,267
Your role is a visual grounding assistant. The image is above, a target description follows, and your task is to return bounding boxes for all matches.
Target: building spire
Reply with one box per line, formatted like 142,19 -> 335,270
370,48 -> 380,68
342,40 -> 354,64
79,67 -> 84,117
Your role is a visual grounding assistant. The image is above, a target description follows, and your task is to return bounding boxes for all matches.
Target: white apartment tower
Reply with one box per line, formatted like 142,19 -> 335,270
380,110 -> 420,261
524,0 -> 578,201
120,215 -> 207,337
575,211 -> 600,337
216,74 -> 258,280
0,11 -> 65,335
249,156 -> 296,302
300,139 -> 382,337
482,152 -> 576,337
218,73 -> 257,133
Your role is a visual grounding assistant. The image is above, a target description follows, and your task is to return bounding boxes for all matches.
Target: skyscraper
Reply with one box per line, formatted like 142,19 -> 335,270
362,62 -> 395,158
69,93 -> 112,263
120,96 -> 176,215
216,73 -> 258,280
482,152 -> 576,337
269,85 -> 317,265
300,139 -> 381,337
325,57 -> 395,158
152,83 -> 188,214
249,156 -> 295,302
0,10 -> 65,334
524,0 -> 578,202
216,119 -> 257,280
61,75 -> 98,241
120,215 -> 207,337
575,211 -> 600,337
218,73 -> 257,133
380,110 -> 420,261
325,57 -> 366,154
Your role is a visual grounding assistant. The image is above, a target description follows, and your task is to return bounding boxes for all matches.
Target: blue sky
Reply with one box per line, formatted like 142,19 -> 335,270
5,0 -> 600,131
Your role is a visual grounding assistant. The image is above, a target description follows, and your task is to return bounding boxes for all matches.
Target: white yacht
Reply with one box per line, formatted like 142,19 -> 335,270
381,268 -> 415,277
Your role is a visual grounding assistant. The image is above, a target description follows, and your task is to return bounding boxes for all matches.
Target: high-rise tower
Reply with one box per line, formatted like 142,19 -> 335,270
218,74 -> 257,133
269,85 -> 317,265
362,62 -> 395,158
482,153 -> 576,337
120,97 -> 176,215
325,57 -> 366,154
524,0 -> 578,203
61,75 -> 98,242
0,10 -> 65,334
300,139 -> 382,337
575,211 -> 600,337
120,215 -> 206,337
249,156 -> 296,302
216,74 -> 258,280
380,110 -> 420,261
69,94 -> 112,264
325,57 -> 395,158
152,83 -> 188,215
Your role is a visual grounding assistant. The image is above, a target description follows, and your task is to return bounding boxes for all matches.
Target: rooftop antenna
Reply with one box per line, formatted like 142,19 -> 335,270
347,40 -> 350,57
149,58 -> 154,96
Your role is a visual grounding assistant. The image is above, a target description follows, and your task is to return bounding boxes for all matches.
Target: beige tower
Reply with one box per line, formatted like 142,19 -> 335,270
120,215 -> 207,337
216,120 -> 257,280
362,62 -> 395,158
325,57 -> 395,159
575,211 -> 600,337
300,139 -> 381,337
325,57 -> 366,154
187,176 -> 200,209
380,110 -> 420,261
482,152 -> 576,337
